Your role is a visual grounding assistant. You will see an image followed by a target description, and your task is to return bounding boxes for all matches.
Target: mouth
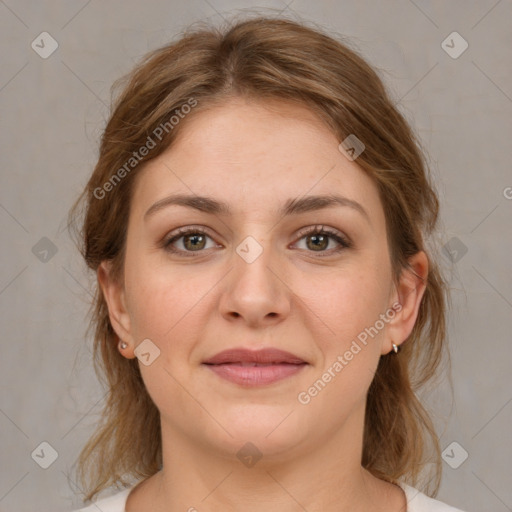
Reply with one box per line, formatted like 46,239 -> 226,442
201,347 -> 308,386
205,363 -> 308,388
202,360 -> 308,386
204,361 -> 305,366
202,347 -> 307,365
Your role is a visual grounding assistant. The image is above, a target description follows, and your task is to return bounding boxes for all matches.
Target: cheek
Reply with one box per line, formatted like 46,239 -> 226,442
296,271 -> 388,418
302,267 -> 389,401
123,253 -> 216,342
304,267 -> 388,343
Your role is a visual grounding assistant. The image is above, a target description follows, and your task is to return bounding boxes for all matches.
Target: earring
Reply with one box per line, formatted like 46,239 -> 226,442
119,340 -> 128,350
392,343 -> 400,354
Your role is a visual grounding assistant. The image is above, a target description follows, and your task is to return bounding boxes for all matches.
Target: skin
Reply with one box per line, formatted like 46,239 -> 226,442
98,96 -> 428,512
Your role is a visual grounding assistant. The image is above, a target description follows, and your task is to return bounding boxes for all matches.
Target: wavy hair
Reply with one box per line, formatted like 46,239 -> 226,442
68,14 -> 450,503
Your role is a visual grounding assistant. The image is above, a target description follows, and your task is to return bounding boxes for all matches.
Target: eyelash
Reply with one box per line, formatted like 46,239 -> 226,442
161,225 -> 352,258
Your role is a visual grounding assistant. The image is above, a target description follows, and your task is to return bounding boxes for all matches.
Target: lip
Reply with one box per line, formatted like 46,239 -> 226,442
202,347 -> 308,387
203,347 -> 306,365
204,362 -> 307,386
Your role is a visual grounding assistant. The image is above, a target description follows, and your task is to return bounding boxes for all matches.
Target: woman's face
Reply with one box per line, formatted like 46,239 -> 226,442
100,96 -> 426,461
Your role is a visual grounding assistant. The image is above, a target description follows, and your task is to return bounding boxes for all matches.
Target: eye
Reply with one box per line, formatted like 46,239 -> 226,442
162,226 -> 218,257
293,225 -> 352,256
161,224 -> 352,258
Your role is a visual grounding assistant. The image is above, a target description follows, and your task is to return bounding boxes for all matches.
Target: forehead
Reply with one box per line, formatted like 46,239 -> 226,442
130,97 -> 384,226
167,96 -> 339,166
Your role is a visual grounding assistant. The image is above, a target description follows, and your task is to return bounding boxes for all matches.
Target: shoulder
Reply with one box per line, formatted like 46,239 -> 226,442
71,482 -> 467,512
71,486 -> 133,512
400,483 -> 467,512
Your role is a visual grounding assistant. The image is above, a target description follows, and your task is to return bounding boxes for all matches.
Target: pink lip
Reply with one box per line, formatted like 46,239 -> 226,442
204,362 -> 307,386
203,347 -> 306,365
202,347 -> 308,387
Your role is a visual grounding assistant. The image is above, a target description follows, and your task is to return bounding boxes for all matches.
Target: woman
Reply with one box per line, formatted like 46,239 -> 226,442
69,15 -> 465,512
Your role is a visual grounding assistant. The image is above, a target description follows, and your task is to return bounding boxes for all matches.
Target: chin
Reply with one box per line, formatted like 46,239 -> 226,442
209,406 -> 309,454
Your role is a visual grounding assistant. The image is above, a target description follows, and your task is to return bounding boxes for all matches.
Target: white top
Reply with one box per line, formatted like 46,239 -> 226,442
72,482 -> 466,511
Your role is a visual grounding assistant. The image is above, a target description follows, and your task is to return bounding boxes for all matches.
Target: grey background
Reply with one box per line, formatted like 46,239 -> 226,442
1,1 -> 511,511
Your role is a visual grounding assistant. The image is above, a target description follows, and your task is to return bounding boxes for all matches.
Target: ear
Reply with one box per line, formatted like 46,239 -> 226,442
97,260 -> 136,358
383,250 -> 429,355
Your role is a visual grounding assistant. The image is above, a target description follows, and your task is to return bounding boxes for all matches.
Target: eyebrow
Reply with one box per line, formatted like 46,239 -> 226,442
144,193 -> 370,223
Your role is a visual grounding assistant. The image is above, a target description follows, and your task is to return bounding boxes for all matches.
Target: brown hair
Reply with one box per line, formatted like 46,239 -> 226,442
68,14 -> 450,503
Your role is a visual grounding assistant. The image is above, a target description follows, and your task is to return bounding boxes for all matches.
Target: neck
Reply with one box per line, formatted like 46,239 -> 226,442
127,402 -> 405,512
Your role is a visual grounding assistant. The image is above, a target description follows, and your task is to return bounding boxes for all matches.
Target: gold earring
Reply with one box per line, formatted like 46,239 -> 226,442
392,343 -> 400,354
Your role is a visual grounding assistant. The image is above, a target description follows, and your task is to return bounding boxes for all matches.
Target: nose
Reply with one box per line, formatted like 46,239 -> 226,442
218,236 -> 291,328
